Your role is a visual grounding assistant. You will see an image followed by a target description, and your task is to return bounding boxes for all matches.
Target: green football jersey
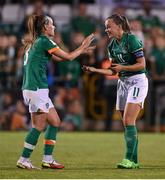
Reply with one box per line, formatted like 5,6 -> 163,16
22,34 -> 58,90
107,33 -> 146,77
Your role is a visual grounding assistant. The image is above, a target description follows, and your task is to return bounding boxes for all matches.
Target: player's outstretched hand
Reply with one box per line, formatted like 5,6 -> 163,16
82,34 -> 95,49
84,46 -> 96,54
82,65 -> 96,73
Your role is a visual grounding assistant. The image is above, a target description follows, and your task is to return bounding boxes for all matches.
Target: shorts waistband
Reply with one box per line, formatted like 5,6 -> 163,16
119,73 -> 146,81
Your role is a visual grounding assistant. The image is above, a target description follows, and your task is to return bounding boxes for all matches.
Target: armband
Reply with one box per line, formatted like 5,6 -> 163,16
134,49 -> 144,58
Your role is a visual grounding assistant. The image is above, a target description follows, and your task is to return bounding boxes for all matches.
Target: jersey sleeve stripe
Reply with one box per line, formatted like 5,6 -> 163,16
132,48 -> 143,53
48,47 -> 60,54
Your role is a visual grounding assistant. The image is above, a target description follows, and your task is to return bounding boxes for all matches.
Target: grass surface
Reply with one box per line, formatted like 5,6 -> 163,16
0,132 -> 165,179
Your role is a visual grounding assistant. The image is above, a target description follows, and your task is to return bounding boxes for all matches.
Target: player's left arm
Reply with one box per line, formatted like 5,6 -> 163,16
111,55 -> 146,73
125,56 -> 146,71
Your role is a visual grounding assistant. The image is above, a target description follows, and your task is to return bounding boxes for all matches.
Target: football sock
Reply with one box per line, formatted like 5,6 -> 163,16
124,125 -> 138,163
43,125 -> 58,158
43,155 -> 53,162
22,128 -> 41,158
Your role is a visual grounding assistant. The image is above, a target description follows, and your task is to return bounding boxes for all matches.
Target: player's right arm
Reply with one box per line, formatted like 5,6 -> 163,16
51,34 -> 95,61
82,64 -> 117,76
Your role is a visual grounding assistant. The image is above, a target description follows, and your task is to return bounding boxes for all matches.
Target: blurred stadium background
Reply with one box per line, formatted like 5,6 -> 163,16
0,0 -> 165,133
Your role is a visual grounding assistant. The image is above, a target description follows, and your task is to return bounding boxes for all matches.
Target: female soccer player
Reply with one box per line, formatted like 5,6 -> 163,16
83,14 -> 148,169
17,14 -> 95,170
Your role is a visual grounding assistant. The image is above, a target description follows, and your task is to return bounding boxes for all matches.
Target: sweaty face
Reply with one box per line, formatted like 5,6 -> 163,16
44,17 -> 55,37
105,19 -> 121,39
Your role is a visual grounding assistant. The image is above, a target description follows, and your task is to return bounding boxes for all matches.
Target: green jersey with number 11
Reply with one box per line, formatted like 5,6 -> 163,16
107,33 -> 146,77
22,34 -> 59,90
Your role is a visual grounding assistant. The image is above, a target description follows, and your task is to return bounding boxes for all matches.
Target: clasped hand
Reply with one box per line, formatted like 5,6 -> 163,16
111,63 -> 123,72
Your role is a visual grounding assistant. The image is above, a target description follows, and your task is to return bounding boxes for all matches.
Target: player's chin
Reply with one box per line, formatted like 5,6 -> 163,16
51,31 -> 55,36
107,34 -> 113,39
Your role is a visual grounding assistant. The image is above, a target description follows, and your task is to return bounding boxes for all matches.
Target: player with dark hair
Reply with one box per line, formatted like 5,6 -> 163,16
83,14 -> 148,169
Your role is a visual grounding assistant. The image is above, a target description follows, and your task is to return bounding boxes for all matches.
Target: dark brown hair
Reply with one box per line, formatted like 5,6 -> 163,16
106,14 -> 130,33
23,14 -> 50,50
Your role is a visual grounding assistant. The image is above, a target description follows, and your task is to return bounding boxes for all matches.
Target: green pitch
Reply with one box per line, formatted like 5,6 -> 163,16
0,132 -> 165,179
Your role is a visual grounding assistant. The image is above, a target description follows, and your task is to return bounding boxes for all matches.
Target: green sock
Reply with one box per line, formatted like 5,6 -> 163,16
124,125 -> 138,163
22,128 -> 41,158
44,125 -> 58,155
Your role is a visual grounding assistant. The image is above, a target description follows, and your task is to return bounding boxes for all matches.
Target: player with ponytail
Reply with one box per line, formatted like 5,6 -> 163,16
17,14 -> 95,170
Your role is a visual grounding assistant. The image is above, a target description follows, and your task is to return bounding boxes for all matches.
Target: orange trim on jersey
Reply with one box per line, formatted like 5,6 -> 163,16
48,47 -> 60,54
44,140 -> 56,145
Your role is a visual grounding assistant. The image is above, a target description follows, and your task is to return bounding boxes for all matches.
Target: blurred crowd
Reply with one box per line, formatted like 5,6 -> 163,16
0,0 -> 165,132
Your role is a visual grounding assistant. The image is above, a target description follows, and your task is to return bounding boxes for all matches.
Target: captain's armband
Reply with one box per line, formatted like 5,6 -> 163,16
134,49 -> 144,58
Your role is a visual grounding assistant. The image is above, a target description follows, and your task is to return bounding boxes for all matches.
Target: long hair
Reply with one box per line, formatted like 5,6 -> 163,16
106,14 -> 131,33
22,14 -> 50,50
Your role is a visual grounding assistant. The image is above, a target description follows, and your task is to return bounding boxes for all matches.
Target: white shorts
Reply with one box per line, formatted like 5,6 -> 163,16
22,89 -> 54,113
116,73 -> 148,110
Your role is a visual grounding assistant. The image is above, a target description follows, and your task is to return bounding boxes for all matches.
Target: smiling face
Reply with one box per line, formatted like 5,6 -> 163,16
105,18 -> 122,39
44,17 -> 55,37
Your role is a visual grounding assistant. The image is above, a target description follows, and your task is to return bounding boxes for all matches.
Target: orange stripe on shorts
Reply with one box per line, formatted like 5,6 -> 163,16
44,140 -> 56,145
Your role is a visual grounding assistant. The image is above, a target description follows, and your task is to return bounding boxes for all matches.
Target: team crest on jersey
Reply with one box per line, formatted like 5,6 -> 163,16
122,48 -> 127,54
